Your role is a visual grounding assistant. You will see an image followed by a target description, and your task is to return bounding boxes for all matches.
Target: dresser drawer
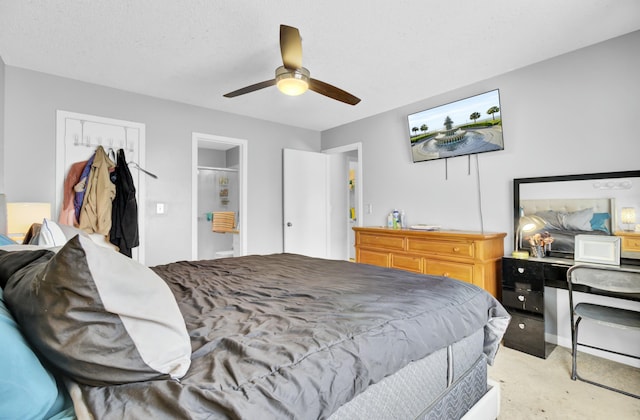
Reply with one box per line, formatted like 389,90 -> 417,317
425,260 -> 473,283
358,233 -> 405,251
621,235 -> 640,252
503,311 -> 546,358
502,289 -> 543,314
407,239 -> 474,259
391,254 -> 423,273
357,249 -> 390,267
503,258 -> 544,290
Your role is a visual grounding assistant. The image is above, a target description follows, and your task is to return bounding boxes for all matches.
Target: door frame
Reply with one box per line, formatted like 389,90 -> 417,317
55,110 -> 146,263
322,142 -> 364,260
191,133 -> 248,260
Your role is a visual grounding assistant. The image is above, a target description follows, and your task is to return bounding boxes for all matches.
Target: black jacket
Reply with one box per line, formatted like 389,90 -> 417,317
109,149 -> 139,257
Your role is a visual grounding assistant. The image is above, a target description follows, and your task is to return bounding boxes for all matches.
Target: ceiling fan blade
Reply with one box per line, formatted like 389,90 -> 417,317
309,78 -> 361,105
223,79 -> 276,98
280,25 -> 303,69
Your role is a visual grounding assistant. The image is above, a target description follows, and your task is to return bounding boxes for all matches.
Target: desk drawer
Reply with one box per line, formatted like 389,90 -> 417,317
543,263 -> 570,282
503,311 -> 546,358
503,258 -> 544,290
358,233 -> 405,251
502,289 -> 543,314
426,260 -> 473,283
408,239 -> 474,259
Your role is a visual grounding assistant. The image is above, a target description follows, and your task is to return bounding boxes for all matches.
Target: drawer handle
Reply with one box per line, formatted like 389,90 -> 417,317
443,272 -> 450,277
518,323 -> 526,329
517,268 -> 524,274
452,247 -> 460,252
517,295 -> 525,302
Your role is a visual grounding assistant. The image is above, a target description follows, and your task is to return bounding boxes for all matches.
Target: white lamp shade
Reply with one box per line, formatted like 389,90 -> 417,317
621,207 -> 636,225
6,202 -> 51,243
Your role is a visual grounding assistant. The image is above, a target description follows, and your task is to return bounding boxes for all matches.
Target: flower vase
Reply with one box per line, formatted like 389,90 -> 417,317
531,245 -> 545,258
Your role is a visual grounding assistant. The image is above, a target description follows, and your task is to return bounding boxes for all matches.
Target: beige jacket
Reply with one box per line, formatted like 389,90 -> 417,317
79,146 -> 116,235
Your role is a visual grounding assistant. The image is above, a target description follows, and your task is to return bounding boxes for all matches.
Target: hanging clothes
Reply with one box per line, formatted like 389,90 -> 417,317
79,146 -> 116,236
74,153 -> 95,222
59,159 -> 89,226
110,149 -> 139,257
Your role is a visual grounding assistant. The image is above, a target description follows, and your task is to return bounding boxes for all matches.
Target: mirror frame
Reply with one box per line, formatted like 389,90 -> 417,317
513,170 -> 640,261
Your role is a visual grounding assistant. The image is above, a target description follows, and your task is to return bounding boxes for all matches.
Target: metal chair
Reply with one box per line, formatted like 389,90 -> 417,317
567,264 -> 640,399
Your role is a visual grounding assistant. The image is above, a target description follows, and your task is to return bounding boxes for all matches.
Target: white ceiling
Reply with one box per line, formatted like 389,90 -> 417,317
1,1 -> 639,131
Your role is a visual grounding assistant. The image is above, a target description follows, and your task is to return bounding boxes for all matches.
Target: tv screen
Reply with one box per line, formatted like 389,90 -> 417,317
407,89 -> 504,163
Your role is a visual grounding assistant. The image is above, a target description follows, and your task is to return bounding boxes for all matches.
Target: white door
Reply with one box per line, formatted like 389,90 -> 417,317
283,149 -> 328,258
56,111 -> 146,263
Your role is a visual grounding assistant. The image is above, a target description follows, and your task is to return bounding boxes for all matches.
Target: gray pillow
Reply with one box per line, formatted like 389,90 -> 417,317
534,210 -> 565,230
3,235 -> 191,386
535,208 -> 594,231
562,208 -> 594,231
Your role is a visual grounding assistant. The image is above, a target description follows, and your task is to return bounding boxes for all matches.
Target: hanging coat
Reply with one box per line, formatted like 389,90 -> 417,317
110,149 -> 139,257
79,146 -> 116,235
59,159 -> 88,226
74,154 -> 95,222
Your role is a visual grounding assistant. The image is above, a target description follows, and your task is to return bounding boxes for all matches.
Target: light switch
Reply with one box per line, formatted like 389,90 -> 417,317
156,203 -> 165,214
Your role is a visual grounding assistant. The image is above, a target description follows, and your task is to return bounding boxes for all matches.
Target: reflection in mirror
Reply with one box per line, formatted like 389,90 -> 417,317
513,171 -> 640,262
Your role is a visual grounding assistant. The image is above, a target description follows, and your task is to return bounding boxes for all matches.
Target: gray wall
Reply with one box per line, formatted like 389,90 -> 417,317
0,55 -> 5,192
3,68 -> 320,265
198,148 -> 227,168
321,31 -> 640,252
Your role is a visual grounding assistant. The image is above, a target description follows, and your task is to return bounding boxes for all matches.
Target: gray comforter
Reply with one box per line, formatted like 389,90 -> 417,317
77,254 -> 509,419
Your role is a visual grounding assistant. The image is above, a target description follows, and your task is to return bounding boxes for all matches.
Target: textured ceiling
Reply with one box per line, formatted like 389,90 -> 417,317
1,1 -> 639,131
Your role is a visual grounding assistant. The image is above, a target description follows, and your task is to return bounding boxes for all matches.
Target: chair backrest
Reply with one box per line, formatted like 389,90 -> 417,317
567,264 -> 640,294
212,211 -> 237,233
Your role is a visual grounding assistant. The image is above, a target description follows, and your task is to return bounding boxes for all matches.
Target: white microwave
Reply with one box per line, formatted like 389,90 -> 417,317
574,234 -> 621,265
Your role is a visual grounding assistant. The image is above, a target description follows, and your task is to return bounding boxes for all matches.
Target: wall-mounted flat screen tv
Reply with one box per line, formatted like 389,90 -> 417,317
407,89 -> 503,163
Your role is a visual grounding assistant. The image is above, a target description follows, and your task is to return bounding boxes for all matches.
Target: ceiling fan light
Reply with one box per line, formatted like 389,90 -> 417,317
276,66 -> 309,96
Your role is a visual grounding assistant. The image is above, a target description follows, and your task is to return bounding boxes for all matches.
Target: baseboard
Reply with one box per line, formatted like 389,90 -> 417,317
547,333 -> 640,368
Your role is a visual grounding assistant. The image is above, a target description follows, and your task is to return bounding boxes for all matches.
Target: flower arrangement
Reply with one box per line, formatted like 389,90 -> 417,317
526,232 -> 554,257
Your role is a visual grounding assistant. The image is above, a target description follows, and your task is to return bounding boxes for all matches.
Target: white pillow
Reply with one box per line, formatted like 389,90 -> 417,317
48,221 -> 119,251
38,219 -> 68,246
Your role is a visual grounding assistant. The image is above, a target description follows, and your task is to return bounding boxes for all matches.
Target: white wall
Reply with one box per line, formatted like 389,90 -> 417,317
3,67 -> 320,265
321,31 -> 640,252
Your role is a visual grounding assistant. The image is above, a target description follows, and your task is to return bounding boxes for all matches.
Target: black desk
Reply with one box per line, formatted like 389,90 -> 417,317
501,256 -> 640,358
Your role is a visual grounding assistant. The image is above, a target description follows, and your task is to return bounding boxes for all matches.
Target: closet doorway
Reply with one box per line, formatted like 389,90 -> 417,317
191,133 -> 247,260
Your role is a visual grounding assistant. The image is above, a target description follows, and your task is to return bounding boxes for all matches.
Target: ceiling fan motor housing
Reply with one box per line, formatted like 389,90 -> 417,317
275,66 -> 310,96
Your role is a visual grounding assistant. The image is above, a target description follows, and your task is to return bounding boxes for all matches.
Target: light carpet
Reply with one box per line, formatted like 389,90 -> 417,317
488,345 -> 640,419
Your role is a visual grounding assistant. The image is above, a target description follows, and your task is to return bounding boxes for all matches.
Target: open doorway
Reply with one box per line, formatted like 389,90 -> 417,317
191,133 -> 248,260
324,142 -> 363,260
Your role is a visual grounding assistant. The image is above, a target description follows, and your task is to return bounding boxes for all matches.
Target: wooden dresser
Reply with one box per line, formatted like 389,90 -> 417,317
614,231 -> 640,259
353,227 -> 506,298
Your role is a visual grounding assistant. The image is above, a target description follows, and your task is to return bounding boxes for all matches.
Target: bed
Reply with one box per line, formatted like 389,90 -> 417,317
519,198 -> 613,256
1,227 -> 509,419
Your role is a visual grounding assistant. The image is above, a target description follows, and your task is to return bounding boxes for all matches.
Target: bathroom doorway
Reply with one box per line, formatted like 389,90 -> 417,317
191,133 -> 248,260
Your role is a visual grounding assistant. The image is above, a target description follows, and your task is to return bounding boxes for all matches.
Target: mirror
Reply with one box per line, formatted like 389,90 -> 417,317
513,170 -> 640,261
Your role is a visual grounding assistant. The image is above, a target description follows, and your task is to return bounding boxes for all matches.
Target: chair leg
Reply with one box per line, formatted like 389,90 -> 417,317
571,317 -> 640,399
571,317 -> 581,381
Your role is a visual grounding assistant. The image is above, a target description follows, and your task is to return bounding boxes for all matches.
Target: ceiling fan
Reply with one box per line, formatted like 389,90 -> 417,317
223,25 -> 361,106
